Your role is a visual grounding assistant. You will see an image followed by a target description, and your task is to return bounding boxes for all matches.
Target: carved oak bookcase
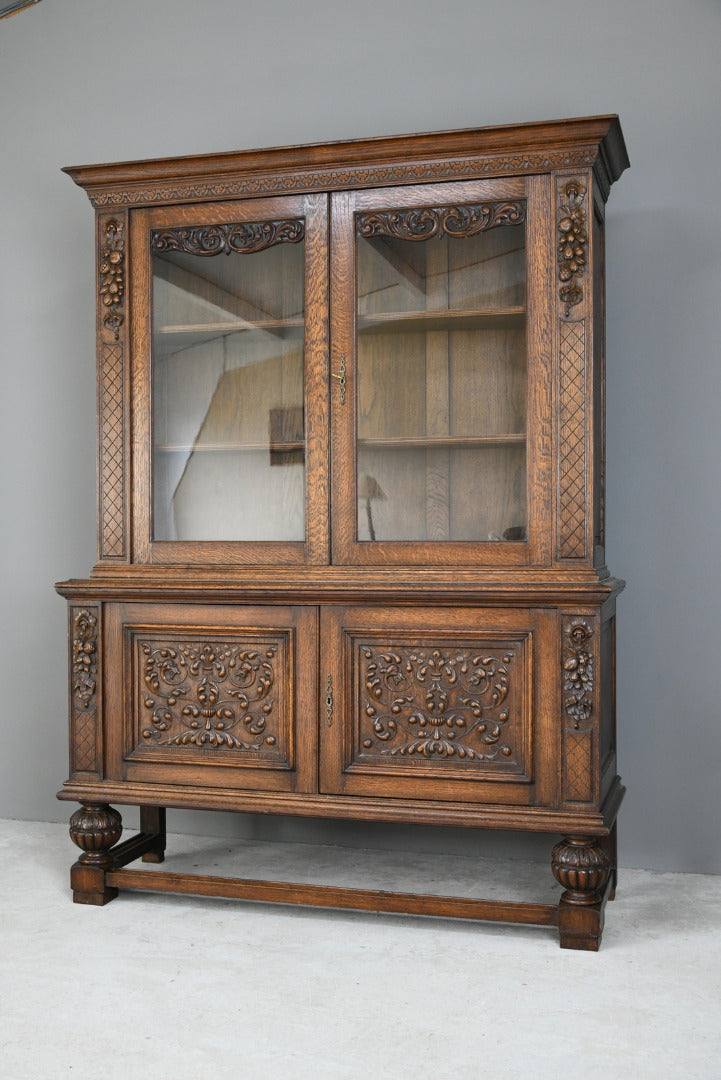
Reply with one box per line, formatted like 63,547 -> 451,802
57,116 -> 628,949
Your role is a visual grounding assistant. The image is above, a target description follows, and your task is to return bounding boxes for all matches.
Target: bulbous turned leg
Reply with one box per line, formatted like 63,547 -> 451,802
69,803 -> 122,905
551,836 -> 611,951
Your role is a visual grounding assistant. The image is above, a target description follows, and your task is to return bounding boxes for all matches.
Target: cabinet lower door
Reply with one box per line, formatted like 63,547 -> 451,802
105,603 -> 317,793
320,605 -> 557,806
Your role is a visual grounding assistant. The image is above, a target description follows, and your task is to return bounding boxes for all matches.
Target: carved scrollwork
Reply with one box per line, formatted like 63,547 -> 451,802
72,610 -> 98,711
140,639 -> 280,751
356,201 -> 526,241
558,180 -> 587,314
150,219 -> 304,257
359,645 -> 517,761
562,621 -> 594,729
99,219 -> 125,340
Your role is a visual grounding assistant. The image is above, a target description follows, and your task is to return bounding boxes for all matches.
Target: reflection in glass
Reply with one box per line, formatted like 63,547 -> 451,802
152,234 -> 305,542
356,214 -> 527,542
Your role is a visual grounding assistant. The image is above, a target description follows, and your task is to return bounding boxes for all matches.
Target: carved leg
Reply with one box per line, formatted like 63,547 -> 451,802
552,836 -> 611,951
69,803 -> 123,905
140,806 -> 166,863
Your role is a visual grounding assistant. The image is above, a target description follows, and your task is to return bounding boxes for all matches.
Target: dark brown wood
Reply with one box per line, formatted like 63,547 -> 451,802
551,835 -> 612,949
62,115 -> 628,207
68,803 -> 123,905
105,864 -> 558,927
139,805 -> 166,863
58,775 -> 626,836
58,118 -> 628,948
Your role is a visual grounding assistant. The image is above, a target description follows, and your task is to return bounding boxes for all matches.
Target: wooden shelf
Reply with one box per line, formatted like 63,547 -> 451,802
358,307 -> 525,334
155,441 -> 304,454
154,317 -> 304,357
357,434 -> 526,450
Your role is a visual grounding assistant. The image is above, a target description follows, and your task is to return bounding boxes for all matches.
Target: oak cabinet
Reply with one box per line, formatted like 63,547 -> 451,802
58,116 -> 628,948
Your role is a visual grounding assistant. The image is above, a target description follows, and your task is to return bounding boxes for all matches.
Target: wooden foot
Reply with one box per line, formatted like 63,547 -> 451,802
551,836 -> 611,951
139,806 -> 166,863
600,822 -> 618,901
69,803 -> 122,905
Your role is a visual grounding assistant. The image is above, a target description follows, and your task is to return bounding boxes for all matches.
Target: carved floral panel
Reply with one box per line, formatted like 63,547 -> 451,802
128,632 -> 291,767
99,218 -> 125,340
562,618 -> 597,804
70,607 -> 101,775
557,180 -> 587,314
351,638 -> 528,777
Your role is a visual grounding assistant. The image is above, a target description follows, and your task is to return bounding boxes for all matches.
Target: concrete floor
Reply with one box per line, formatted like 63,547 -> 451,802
1,820 -> 720,1080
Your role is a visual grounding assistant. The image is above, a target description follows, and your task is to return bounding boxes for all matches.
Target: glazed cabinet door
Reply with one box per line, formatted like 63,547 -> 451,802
104,603 -> 318,794
319,605 -> 558,806
330,178 -> 553,566
130,193 -> 329,566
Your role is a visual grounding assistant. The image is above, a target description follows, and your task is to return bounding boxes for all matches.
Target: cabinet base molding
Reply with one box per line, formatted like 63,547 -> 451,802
66,802 -> 616,950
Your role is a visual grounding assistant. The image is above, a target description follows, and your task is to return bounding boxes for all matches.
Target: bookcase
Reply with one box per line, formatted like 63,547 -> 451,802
58,115 -> 628,949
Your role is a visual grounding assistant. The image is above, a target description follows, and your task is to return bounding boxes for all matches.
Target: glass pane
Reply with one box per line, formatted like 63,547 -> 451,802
152,229 -> 305,542
356,209 -> 526,543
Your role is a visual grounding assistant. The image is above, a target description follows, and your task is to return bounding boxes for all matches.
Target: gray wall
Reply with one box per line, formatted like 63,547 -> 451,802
1,0 -> 719,874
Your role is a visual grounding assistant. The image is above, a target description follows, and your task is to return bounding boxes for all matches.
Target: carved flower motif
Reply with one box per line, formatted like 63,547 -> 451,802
562,622 -> 594,729
72,610 -> 97,710
99,220 -> 124,340
558,181 -> 587,311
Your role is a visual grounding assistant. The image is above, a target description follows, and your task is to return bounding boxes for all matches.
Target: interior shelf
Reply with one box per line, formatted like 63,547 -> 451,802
155,441 -> 305,454
357,434 -> 526,449
154,317 -> 304,356
357,307 -> 525,334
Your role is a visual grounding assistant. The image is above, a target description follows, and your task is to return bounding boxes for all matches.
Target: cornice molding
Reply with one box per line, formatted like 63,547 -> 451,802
63,117 -> 628,208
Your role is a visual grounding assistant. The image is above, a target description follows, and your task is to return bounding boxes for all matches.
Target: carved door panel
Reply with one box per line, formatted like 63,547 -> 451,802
319,605 -> 558,805
105,603 -> 318,793
329,177 -> 553,567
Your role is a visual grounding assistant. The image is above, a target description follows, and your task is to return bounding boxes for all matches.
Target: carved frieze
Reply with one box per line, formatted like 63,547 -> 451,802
150,219 -> 304,257
557,180 -> 587,314
138,637 -> 287,758
357,201 -> 525,241
357,644 -> 519,764
99,219 -> 125,340
85,148 -> 600,207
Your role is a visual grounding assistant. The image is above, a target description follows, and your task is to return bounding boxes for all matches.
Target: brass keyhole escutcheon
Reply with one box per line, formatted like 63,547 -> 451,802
325,673 -> 333,726
330,353 -> 346,404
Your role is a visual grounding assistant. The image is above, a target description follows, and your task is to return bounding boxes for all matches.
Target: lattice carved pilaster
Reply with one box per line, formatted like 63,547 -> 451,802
97,211 -> 128,562
558,320 -> 587,559
99,342 -> 125,558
